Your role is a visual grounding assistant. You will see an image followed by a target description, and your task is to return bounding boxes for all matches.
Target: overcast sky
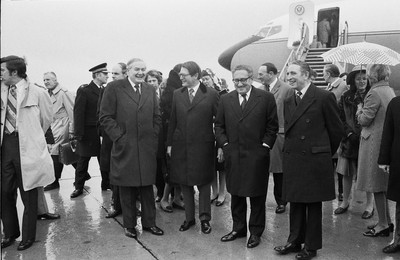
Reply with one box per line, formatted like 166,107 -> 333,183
1,0 -> 337,91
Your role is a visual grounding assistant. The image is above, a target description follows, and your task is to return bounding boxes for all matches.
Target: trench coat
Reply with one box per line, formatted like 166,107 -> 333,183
269,79 -> 293,173
99,79 -> 161,187
378,96 -> 400,202
215,86 -> 278,197
1,80 -> 54,191
166,83 -> 219,186
74,81 -> 101,157
48,85 -> 75,155
356,84 -> 395,192
282,84 -> 344,203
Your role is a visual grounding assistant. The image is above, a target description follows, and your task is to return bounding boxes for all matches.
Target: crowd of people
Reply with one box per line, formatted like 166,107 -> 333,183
1,55 -> 399,259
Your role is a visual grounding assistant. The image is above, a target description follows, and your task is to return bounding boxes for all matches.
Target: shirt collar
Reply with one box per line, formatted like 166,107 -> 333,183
128,78 -> 140,90
238,86 -> 252,99
299,82 -> 311,97
188,82 -> 200,94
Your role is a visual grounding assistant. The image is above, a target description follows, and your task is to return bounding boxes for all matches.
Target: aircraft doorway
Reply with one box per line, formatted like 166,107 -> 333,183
317,7 -> 339,48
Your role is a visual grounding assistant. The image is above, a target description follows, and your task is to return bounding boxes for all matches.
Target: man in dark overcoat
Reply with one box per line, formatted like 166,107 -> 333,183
166,61 -> 219,234
215,64 -> 278,248
378,96 -> 400,254
71,63 -> 109,198
99,58 -> 163,238
274,60 -> 344,260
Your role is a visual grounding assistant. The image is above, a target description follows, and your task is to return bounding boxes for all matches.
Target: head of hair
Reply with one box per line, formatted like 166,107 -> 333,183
347,69 -> 371,93
1,55 -> 27,79
367,64 -> 391,83
289,60 -> 311,78
181,61 -> 201,79
232,64 -> 253,78
261,62 -> 278,75
145,70 -> 163,84
173,63 -> 182,74
324,64 -> 340,78
118,62 -> 127,74
44,71 -> 57,78
127,58 -> 144,67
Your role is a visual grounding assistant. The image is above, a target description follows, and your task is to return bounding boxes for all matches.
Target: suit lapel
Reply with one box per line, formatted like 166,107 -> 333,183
121,79 -> 139,105
138,83 -> 150,109
271,80 -> 280,95
242,87 -> 260,118
228,91 -> 242,119
189,83 -> 207,111
286,84 -> 316,132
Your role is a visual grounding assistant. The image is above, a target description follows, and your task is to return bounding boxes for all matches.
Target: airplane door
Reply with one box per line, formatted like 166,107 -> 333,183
288,1 -> 314,48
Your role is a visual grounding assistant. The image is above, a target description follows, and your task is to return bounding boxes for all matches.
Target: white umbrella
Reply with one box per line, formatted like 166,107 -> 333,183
320,41 -> 400,66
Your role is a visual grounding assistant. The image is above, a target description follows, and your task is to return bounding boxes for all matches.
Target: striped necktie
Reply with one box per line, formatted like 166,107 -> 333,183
295,91 -> 302,106
5,85 -> 17,134
189,88 -> 194,103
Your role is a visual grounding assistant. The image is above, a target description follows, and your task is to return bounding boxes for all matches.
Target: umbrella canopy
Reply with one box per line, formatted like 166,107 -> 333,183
320,41 -> 400,66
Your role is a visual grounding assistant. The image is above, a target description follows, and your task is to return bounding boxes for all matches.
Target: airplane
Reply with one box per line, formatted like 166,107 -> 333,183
218,0 -> 400,93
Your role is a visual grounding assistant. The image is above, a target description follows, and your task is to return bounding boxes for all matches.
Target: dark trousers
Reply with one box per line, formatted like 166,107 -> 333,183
231,194 -> 267,237
181,183 -> 211,222
112,185 -> 121,212
288,202 -> 322,250
273,172 -> 286,206
74,155 -> 99,189
1,134 -> 38,242
51,155 -> 76,180
119,185 -> 155,228
155,158 -> 165,198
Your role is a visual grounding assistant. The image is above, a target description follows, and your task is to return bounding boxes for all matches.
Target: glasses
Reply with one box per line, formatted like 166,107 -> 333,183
178,73 -> 190,78
232,77 -> 251,84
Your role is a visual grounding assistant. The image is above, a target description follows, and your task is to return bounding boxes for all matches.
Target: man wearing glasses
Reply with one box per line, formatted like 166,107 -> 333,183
71,63 -> 110,198
215,64 -> 278,248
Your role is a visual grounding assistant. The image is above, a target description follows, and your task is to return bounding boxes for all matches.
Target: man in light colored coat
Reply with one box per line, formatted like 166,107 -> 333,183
43,71 -> 75,191
1,55 -> 54,250
258,62 -> 293,214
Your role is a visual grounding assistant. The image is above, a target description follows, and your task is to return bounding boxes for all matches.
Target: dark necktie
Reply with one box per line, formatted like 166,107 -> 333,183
241,93 -> 247,110
189,88 -> 194,103
134,84 -> 141,99
265,84 -> 270,92
48,89 -> 53,96
5,85 -> 17,134
295,91 -> 302,106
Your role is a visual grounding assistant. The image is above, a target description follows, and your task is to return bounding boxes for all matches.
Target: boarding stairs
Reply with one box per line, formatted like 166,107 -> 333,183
305,48 -> 332,88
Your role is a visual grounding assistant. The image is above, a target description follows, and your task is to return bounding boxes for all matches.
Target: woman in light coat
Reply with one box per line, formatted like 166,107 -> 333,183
356,64 -> 395,237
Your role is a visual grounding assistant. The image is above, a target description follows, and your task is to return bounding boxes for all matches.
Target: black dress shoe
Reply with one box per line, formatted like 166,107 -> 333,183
179,220 -> 196,231
172,202 -> 185,210
334,205 -> 349,215
221,230 -> 247,242
70,189 -> 83,198
247,235 -> 261,248
295,249 -> 317,260
143,226 -> 164,236
37,212 -> 61,220
17,240 -> 34,251
1,235 -> 19,249
105,209 -> 122,218
201,220 -> 212,234
275,205 -> 286,214
274,243 -> 302,254
383,243 -> 400,254
124,228 -> 137,238
363,227 -> 390,237
44,181 -> 60,191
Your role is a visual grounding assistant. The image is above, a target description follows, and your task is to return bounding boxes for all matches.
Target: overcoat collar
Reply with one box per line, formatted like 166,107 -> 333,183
285,84 -> 317,133
88,81 -> 101,97
270,79 -> 281,95
228,86 -> 261,120
180,83 -> 208,110
120,78 -> 140,105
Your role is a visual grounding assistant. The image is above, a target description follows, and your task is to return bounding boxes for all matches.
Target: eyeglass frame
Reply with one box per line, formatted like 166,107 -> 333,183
232,76 -> 252,84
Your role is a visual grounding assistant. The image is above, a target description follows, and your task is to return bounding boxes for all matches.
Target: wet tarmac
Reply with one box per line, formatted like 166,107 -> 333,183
1,160 -> 398,260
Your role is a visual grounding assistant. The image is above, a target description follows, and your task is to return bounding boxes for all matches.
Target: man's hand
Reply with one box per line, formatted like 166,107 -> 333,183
217,148 -> 224,162
166,146 -> 172,157
378,165 -> 390,173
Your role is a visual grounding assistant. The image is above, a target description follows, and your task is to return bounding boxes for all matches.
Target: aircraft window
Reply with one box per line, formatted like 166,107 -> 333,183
255,25 -> 282,37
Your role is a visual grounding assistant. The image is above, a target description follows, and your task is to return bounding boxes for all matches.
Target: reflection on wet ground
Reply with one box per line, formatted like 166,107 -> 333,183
1,160 -> 397,260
